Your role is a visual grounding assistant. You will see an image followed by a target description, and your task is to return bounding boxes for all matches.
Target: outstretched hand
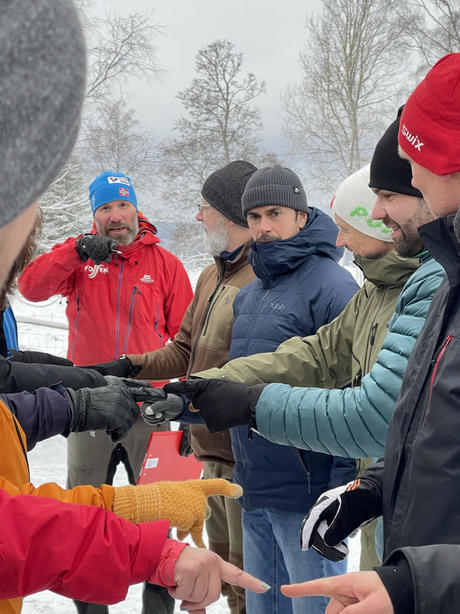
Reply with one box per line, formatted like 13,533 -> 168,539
164,378 -> 265,432
281,571 -> 394,614
171,547 -> 270,612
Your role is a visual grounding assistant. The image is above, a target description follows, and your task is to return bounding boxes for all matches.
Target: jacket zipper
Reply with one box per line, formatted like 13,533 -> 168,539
115,260 -> 124,358
297,449 -> 312,494
122,286 -> 140,353
70,295 -> 80,362
188,263 -> 227,374
422,334 -> 453,420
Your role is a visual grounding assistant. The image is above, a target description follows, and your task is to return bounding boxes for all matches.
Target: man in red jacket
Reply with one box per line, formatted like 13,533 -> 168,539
0,1 -> 268,613
18,170 -> 193,614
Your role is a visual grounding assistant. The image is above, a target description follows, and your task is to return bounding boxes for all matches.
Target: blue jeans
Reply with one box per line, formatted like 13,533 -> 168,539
243,508 -> 347,614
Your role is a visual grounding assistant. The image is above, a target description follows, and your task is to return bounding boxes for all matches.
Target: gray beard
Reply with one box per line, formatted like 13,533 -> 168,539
204,225 -> 230,257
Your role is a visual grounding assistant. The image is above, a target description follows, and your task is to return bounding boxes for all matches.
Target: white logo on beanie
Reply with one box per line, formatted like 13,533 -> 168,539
107,176 -> 130,185
401,125 -> 424,151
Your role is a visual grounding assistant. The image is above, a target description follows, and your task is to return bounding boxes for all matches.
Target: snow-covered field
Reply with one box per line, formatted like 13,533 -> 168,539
12,269 -> 361,613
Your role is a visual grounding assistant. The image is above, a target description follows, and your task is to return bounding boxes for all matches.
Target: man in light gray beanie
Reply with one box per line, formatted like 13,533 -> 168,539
0,3 -> 269,613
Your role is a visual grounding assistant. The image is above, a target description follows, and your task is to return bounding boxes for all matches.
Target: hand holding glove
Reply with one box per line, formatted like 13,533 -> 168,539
75,234 -> 119,264
112,478 -> 243,548
300,479 -> 381,562
140,392 -> 185,425
164,378 -> 266,433
66,384 -> 159,442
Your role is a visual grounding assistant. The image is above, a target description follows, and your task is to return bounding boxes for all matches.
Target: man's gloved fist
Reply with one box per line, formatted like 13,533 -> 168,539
82,356 -> 141,377
140,392 -> 185,425
76,234 -> 118,264
112,478 -> 243,548
66,384 -> 156,442
164,378 -> 266,433
301,479 -> 381,562
178,423 -> 193,457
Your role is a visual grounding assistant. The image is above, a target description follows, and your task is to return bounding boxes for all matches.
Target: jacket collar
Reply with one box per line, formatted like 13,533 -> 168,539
215,241 -> 252,280
90,211 -> 160,259
248,207 -> 343,286
418,213 -> 460,287
354,250 -> 419,288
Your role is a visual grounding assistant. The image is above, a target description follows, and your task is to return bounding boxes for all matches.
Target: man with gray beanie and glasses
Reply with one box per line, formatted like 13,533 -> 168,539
0,1 -> 271,613
163,164 -> 360,614
110,160 -> 256,614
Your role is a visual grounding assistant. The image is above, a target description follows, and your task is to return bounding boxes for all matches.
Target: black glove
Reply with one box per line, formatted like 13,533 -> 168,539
104,375 -> 152,388
178,423 -> 193,457
66,384 -> 161,442
8,349 -> 73,366
140,392 -> 185,425
300,479 -> 381,562
82,356 -> 140,377
164,378 -> 266,433
75,234 -> 119,264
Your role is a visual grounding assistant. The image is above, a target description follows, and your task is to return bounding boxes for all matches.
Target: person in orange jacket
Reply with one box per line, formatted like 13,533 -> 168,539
0,2 -> 269,614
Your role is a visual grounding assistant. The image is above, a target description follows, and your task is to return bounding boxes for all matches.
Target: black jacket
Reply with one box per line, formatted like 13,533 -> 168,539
361,212 -> 460,613
0,353 -> 106,393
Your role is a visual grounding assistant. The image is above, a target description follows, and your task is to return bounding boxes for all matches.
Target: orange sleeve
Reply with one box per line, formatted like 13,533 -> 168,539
0,476 -> 115,509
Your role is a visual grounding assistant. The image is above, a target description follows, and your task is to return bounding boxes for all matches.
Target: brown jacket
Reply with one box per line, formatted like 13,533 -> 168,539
127,242 -> 255,464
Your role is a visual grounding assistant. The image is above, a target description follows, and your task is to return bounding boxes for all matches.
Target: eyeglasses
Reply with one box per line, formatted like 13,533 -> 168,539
196,203 -> 211,213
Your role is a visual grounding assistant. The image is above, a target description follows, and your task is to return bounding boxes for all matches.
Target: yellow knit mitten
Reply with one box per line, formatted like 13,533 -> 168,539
112,478 -> 243,548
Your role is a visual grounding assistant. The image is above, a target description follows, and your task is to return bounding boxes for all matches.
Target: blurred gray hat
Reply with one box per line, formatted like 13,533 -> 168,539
0,0 -> 86,228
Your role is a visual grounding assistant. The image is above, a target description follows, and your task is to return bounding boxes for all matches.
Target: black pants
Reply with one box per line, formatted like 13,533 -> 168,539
74,584 -> 174,614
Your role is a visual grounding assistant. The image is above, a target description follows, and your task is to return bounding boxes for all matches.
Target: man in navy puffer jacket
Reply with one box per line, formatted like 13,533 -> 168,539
226,165 -> 358,614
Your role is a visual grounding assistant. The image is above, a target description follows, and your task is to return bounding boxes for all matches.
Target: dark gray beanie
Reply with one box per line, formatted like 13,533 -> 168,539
201,160 -> 257,227
0,0 -> 86,228
242,164 -> 308,216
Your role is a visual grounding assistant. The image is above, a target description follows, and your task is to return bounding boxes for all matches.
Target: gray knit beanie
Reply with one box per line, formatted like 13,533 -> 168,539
201,160 -> 257,227
242,164 -> 308,216
0,0 -> 86,228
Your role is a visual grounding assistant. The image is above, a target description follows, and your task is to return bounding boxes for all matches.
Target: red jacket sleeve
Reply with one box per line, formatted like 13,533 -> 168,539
18,236 -> 82,301
162,254 -> 193,340
0,488 -> 185,604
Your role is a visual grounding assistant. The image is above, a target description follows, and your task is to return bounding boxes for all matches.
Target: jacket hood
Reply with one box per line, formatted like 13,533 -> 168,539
354,250 -> 419,288
249,207 -> 343,284
90,210 -> 160,257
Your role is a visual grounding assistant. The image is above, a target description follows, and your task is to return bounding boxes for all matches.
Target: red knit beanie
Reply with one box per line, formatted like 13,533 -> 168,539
399,53 -> 460,176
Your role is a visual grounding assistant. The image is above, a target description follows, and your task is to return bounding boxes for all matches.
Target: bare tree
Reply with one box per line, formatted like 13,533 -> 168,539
39,2 -> 163,250
38,157 -> 91,253
159,39 -> 267,214
400,0 -> 460,77
283,0 -> 411,203
81,99 -> 158,210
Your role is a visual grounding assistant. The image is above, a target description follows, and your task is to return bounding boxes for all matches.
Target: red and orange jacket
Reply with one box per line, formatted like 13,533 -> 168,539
0,395 -> 185,614
18,215 -> 193,368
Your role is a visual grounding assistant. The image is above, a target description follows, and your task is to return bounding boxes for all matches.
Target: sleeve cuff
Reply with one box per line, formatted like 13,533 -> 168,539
375,555 -> 414,614
148,538 -> 188,586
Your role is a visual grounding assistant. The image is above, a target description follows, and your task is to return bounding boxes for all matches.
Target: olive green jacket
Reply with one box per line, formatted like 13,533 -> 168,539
197,250 -> 418,392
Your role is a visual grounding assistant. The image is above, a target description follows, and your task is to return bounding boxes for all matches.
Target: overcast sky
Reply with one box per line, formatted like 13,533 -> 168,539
105,0 -> 323,153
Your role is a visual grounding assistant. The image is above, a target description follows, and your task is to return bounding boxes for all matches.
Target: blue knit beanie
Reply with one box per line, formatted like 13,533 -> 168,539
89,171 -> 138,214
